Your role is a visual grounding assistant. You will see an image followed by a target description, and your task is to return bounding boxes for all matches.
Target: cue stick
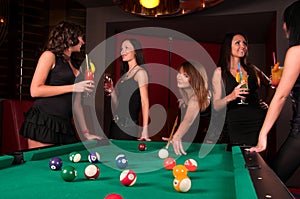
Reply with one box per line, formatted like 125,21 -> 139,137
165,115 -> 178,149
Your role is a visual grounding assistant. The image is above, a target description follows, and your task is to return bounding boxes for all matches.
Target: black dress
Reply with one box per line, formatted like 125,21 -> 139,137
19,56 -> 79,144
271,75 -> 300,182
224,70 -> 266,146
109,70 -> 142,140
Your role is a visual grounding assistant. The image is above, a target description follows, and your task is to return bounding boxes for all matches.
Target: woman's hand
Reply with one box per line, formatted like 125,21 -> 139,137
74,80 -> 94,92
248,134 -> 268,152
138,128 -> 151,141
162,135 -> 186,155
229,82 -> 249,101
84,133 -> 102,141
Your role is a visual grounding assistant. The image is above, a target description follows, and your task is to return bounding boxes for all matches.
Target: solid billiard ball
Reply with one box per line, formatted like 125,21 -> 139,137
138,143 -> 146,151
69,152 -> 81,163
158,148 -> 169,159
84,164 -> 100,180
172,164 -> 188,178
61,165 -> 77,182
184,158 -> 198,172
173,175 -> 192,192
49,157 -> 63,170
115,155 -> 128,169
88,152 -> 100,163
120,169 -> 137,186
104,193 -> 123,199
163,157 -> 176,170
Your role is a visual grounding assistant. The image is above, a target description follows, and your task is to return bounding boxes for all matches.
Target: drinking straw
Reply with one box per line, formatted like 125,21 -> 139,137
238,62 -> 242,81
85,54 -> 89,69
272,51 -> 276,66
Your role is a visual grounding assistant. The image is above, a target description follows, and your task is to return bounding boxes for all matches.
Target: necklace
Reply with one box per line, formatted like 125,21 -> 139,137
125,64 -> 138,78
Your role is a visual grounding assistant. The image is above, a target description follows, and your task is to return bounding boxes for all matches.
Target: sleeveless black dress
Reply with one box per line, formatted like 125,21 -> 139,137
271,75 -> 300,182
20,56 -> 79,144
224,70 -> 266,146
109,70 -> 142,140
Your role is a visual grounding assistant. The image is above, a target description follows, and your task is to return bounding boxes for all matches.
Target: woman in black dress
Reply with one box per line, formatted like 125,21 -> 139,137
108,38 -> 150,141
250,0 -> 300,183
212,32 -> 272,146
20,21 -> 101,149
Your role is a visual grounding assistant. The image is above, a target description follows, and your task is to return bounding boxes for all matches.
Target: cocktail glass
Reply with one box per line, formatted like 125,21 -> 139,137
238,75 -> 249,105
85,69 -> 94,97
271,66 -> 283,88
104,74 -> 113,96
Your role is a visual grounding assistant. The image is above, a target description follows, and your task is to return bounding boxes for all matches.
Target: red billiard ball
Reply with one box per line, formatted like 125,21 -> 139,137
163,157 -> 176,170
138,143 -> 146,151
84,164 -> 100,180
104,193 -> 123,199
120,169 -> 137,186
184,158 -> 198,172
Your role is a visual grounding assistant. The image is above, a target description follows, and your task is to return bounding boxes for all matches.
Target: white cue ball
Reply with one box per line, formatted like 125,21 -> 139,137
158,148 -> 169,159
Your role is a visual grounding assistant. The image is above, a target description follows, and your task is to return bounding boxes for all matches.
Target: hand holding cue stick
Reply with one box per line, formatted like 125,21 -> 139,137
165,115 -> 178,149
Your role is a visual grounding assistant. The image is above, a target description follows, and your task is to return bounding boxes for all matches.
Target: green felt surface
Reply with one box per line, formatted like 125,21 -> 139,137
0,140 -> 257,199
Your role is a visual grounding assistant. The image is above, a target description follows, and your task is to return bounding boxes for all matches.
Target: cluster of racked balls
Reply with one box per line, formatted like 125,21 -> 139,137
49,151 -> 101,181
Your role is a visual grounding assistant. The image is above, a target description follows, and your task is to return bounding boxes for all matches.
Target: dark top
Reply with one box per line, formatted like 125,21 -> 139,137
115,70 -> 142,122
34,57 -> 79,120
224,69 -> 266,145
290,75 -> 300,133
178,103 -> 211,143
20,56 -> 80,144
109,69 -> 144,140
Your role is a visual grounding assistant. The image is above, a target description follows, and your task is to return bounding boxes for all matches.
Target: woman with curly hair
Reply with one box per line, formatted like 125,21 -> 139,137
20,21 -> 101,149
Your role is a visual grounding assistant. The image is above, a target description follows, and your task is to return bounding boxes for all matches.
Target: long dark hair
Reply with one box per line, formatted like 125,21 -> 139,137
119,38 -> 146,76
284,0 -> 300,47
46,21 -> 84,59
217,32 -> 257,84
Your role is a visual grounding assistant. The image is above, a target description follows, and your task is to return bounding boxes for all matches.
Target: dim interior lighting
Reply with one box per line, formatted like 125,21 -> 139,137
118,0 -> 224,17
139,0 -> 160,9
0,18 -> 4,23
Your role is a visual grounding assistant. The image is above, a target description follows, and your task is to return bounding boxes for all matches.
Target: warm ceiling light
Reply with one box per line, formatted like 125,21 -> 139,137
139,0 -> 160,9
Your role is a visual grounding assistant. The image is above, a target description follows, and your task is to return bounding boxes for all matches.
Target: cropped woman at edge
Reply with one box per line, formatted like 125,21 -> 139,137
250,1 -> 300,183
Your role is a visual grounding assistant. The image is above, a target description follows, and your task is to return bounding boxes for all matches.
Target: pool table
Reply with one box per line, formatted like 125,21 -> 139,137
0,139 -> 294,199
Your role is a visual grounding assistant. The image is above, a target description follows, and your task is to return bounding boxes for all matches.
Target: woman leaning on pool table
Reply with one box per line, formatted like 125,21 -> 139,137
163,61 -> 210,155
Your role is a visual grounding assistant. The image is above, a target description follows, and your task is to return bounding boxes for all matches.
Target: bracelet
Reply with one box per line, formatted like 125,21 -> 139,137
83,129 -> 89,134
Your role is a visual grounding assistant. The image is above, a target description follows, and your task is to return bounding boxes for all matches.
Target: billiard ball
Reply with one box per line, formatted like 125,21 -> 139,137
158,148 -> 169,159
49,157 -> 63,170
173,175 -> 192,192
69,152 -> 81,163
61,165 -> 77,182
115,155 -> 128,169
184,158 -> 198,172
88,152 -> 100,163
104,193 -> 123,199
84,164 -> 100,180
138,143 -> 146,151
172,164 -> 188,178
163,157 -> 176,170
120,169 -> 137,186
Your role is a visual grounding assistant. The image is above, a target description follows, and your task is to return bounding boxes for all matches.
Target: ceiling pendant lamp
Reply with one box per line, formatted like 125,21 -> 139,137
139,0 -> 160,9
